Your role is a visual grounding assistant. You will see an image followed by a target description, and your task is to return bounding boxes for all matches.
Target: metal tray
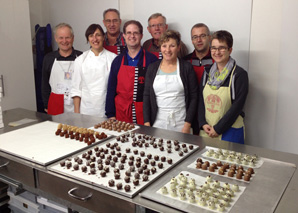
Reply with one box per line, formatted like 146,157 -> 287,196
140,147 -> 296,212
0,121 -> 111,166
48,132 -> 199,198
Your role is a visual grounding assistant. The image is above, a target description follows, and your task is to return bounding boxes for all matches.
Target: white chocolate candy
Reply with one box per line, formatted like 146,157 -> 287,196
178,186 -> 185,194
188,195 -> 196,203
170,182 -> 176,190
218,203 -> 225,212
199,198 -> 207,206
208,201 -> 216,210
170,177 -> 178,186
170,188 -> 177,197
179,191 -> 186,200
161,186 -> 168,194
206,175 -> 212,183
188,182 -> 196,190
232,184 -> 239,192
223,182 -> 230,190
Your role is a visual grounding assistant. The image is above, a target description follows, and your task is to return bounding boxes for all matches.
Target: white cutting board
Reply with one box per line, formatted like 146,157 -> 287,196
0,121 -> 107,165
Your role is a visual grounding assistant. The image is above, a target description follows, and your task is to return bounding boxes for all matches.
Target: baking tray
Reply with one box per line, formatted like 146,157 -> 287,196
0,121 -> 112,166
154,170 -> 246,212
48,132 -> 199,198
201,146 -> 264,168
140,147 -> 296,212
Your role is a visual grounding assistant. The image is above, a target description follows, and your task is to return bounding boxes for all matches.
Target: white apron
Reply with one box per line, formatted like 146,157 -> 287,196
49,59 -> 74,112
153,60 -> 186,132
80,51 -> 109,117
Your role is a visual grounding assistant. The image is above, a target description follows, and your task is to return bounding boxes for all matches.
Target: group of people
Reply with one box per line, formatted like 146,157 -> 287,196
41,9 -> 248,144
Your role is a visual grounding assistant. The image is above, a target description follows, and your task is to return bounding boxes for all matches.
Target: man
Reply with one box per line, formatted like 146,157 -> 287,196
183,23 -> 214,84
102,8 -> 126,55
105,20 -> 157,124
143,13 -> 188,59
41,23 -> 82,115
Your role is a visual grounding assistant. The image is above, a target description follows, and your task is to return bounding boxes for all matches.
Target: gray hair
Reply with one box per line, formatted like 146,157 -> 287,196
103,8 -> 120,19
54,23 -> 74,37
148,13 -> 167,26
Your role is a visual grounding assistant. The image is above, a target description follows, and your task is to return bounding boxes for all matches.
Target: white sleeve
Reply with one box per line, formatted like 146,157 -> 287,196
70,53 -> 84,98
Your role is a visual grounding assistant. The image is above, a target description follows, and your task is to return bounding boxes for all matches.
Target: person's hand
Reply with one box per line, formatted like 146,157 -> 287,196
44,109 -> 48,113
144,122 -> 150,127
182,122 -> 191,134
109,117 -> 116,120
203,124 -> 212,135
209,127 -> 219,138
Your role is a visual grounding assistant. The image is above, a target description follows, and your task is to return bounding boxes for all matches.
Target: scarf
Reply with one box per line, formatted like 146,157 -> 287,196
207,57 -> 235,90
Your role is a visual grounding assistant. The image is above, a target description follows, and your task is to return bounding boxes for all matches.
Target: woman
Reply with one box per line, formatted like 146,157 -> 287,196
198,30 -> 249,144
71,24 -> 116,117
143,30 -> 198,133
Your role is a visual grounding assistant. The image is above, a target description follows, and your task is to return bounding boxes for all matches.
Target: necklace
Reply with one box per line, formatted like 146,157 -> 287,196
57,60 -> 73,73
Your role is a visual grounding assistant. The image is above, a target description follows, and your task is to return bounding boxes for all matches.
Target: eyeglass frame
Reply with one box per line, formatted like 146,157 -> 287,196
210,46 -> 229,52
125,31 -> 141,37
191,34 -> 209,40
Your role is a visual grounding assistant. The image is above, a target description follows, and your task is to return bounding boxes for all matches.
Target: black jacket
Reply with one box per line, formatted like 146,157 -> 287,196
143,59 -> 198,127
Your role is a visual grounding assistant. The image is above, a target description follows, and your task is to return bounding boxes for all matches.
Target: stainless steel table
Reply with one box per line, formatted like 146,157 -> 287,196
0,108 -> 297,213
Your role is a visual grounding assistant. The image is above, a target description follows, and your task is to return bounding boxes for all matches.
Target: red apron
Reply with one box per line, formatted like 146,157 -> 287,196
115,50 -> 146,124
47,92 -> 64,115
103,36 -> 126,55
148,42 -> 162,59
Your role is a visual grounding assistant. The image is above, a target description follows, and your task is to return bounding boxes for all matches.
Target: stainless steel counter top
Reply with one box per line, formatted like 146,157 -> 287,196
0,108 -> 297,213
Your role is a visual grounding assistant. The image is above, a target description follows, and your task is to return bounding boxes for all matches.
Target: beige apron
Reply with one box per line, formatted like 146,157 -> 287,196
200,66 -> 244,140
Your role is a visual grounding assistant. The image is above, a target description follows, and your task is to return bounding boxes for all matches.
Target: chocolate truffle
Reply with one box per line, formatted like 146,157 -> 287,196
133,179 -> 139,186
161,156 -> 166,162
73,164 -> 79,170
114,172 -> 120,179
202,163 -> 208,170
142,175 -> 149,181
116,183 -> 123,190
90,168 -> 96,174
158,162 -> 163,169
124,185 -> 131,192
124,176 -> 130,183
98,164 -> 103,170
167,158 -> 173,164
81,166 -> 87,172
108,179 -> 115,187
134,173 -> 140,179
151,167 -> 157,174
100,171 -> 106,177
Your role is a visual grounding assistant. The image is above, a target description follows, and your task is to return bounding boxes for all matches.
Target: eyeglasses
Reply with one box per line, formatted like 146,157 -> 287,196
104,19 -> 119,24
210,46 -> 229,52
125,31 -> 141,37
192,34 -> 208,40
149,23 -> 165,28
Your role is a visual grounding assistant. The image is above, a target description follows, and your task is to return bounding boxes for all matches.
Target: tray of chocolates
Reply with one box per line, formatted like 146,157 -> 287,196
0,121 -> 111,166
187,157 -> 255,182
49,132 -> 199,198
54,123 -> 108,146
141,171 -> 245,213
202,147 -> 264,168
89,120 -> 140,136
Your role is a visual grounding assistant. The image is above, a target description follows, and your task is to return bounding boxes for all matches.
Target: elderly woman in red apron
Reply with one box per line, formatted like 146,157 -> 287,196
143,30 -> 198,133
198,30 -> 249,144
